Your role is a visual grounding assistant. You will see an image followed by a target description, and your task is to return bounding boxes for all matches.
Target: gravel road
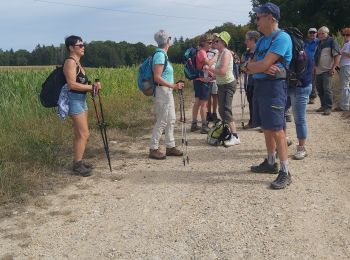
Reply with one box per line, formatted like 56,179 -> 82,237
1,91 -> 349,259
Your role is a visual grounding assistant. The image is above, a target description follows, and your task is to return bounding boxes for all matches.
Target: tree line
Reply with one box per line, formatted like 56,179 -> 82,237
0,23 -> 249,68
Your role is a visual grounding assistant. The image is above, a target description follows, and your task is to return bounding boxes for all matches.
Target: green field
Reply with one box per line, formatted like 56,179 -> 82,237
0,65 -> 187,202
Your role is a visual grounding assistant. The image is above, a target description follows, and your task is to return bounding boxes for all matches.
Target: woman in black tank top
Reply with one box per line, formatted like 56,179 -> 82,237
63,35 -> 101,177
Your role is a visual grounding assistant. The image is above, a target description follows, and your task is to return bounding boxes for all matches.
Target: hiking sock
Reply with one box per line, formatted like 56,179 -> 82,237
280,160 -> 289,173
267,153 -> 276,165
192,120 -> 197,125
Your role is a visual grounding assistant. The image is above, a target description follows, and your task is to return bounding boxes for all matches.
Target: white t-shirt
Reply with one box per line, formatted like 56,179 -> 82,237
207,48 -> 219,82
340,42 -> 350,67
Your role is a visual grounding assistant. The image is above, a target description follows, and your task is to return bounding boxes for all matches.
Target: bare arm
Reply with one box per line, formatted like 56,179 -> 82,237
246,52 -> 281,73
332,55 -> 341,69
203,53 -> 218,67
63,59 -> 93,92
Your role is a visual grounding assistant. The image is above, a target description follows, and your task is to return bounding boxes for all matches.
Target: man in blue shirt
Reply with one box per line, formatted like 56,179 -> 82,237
245,2 -> 292,189
305,28 -> 319,104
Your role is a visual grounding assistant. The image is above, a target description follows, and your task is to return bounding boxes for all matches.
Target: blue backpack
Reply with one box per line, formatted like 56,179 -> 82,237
183,47 -> 204,80
137,50 -> 168,96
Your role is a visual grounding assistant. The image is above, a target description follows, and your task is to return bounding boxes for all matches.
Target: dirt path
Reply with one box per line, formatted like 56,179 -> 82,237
1,91 -> 350,259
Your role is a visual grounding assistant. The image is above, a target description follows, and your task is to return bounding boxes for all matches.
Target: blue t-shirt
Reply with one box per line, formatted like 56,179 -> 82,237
152,48 -> 174,84
253,30 -> 292,79
303,39 -> 319,85
305,38 -> 319,59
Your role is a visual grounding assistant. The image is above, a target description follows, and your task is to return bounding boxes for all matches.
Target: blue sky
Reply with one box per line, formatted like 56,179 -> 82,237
1,0 -> 252,51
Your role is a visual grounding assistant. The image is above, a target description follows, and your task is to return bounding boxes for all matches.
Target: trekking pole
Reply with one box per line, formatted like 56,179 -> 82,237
178,87 -> 189,166
90,79 -> 112,172
239,73 -> 247,128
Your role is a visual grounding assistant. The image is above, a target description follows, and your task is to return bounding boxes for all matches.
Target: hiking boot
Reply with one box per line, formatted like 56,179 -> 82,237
316,107 -> 324,112
72,161 -> 92,177
200,124 -> 210,134
207,112 -> 213,122
190,122 -> 201,132
82,160 -> 93,169
271,170 -> 292,189
149,149 -> 166,160
166,147 -> 183,156
308,98 -> 315,104
251,159 -> 278,174
323,108 -> 331,115
293,145 -> 307,160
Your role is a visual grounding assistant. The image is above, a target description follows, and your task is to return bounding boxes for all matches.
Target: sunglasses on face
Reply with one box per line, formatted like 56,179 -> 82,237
74,44 -> 85,48
308,32 -> 316,34
214,40 -> 220,43
343,34 -> 350,37
255,14 -> 269,21
207,41 -> 213,44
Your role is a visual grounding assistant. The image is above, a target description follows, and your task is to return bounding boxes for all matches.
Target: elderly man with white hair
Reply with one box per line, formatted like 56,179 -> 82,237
314,26 -> 341,115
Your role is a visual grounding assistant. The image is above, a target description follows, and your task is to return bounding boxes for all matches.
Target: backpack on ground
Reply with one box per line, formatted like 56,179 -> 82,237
282,27 -> 307,87
183,47 -> 204,80
207,122 -> 231,146
39,65 -> 67,108
137,51 -> 168,96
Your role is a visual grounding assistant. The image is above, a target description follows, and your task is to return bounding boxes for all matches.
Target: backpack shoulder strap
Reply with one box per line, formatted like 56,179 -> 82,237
253,30 -> 282,60
65,57 -> 80,75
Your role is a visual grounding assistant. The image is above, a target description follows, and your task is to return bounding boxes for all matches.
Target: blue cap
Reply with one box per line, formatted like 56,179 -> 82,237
253,2 -> 280,21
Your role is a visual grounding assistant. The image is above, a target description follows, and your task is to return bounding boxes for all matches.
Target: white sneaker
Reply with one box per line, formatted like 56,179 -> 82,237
224,135 -> 241,147
293,145 -> 307,160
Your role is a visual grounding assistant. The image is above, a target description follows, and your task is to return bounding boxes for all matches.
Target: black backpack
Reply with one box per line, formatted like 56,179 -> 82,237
39,57 -> 78,108
282,27 -> 307,87
39,65 -> 67,107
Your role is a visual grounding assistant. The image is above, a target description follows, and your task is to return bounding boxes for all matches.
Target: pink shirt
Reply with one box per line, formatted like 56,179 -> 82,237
195,49 -> 207,81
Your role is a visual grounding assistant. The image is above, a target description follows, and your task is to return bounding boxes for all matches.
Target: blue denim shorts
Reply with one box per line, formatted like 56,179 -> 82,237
68,92 -> 88,115
193,80 -> 210,101
253,79 -> 287,130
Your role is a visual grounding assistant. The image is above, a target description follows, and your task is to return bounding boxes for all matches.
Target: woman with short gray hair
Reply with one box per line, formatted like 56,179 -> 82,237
154,30 -> 170,48
149,30 -> 185,160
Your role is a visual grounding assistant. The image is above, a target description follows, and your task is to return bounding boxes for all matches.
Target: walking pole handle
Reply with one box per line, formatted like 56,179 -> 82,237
93,79 -> 100,97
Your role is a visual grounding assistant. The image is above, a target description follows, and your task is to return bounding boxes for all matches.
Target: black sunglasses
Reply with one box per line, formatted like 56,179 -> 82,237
308,31 -> 316,34
343,34 -> 350,37
255,14 -> 269,21
74,44 -> 85,48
